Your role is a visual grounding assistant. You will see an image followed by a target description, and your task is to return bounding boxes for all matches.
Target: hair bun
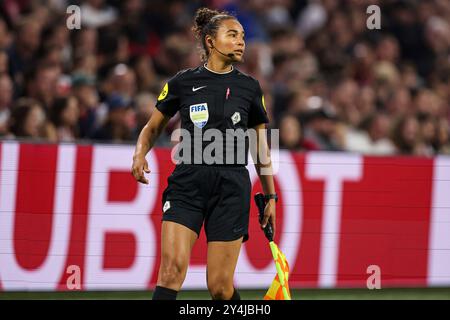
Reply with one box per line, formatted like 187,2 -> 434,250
194,8 -> 220,31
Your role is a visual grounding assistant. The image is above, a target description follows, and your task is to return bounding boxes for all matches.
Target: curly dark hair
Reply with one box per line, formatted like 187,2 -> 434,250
192,7 -> 235,61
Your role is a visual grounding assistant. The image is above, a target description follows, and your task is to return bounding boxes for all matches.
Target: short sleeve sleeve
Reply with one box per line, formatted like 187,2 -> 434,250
247,80 -> 269,128
155,75 -> 181,117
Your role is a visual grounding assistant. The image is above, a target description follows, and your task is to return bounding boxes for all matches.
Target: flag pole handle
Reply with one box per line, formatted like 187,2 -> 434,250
254,193 -> 274,242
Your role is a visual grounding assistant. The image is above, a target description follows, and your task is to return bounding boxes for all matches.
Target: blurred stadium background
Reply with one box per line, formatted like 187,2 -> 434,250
0,0 -> 450,300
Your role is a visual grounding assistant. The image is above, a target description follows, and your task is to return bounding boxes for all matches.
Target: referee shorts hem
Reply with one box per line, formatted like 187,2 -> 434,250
161,216 -> 201,239
206,233 -> 249,243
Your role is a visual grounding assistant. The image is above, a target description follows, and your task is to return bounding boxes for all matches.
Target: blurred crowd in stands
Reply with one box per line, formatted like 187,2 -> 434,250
0,0 -> 449,155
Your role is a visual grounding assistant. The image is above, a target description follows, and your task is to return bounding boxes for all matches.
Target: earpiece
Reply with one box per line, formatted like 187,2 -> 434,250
207,39 -> 235,59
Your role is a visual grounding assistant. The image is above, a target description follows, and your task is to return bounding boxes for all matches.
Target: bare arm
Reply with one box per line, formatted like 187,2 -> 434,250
251,123 -> 277,236
132,109 -> 170,184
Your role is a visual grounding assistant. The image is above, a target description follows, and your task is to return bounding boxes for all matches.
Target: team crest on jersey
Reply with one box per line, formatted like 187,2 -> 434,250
189,103 -> 209,128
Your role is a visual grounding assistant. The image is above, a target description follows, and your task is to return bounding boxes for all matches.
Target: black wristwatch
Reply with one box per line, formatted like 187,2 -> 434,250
264,193 -> 278,202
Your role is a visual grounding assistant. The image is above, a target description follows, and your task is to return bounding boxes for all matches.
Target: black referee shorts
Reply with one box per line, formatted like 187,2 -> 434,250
161,164 -> 251,242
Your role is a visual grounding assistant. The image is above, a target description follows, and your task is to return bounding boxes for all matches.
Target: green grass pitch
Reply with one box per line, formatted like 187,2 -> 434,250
1,288 -> 449,300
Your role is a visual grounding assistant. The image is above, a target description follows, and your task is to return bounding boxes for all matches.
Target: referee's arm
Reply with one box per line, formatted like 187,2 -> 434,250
252,123 -> 276,236
132,109 -> 170,184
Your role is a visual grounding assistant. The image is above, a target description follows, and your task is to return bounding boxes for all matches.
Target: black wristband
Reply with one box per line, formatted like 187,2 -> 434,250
264,193 -> 278,202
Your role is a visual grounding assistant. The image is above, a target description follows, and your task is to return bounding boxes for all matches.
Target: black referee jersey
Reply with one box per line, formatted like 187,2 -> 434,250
155,64 -> 269,166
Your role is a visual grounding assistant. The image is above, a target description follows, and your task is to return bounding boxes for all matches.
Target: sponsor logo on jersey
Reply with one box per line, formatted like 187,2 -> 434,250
192,85 -> 207,92
189,103 -> 209,128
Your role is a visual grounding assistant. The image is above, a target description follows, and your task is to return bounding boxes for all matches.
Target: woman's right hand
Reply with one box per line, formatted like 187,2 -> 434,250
131,155 -> 151,184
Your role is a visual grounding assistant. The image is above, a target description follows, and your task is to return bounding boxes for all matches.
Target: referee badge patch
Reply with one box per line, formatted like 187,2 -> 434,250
163,201 -> 171,213
158,83 -> 168,101
231,112 -> 241,125
189,103 -> 209,128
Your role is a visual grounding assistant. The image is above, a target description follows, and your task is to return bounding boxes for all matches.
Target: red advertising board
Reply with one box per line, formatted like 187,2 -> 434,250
0,142 -> 449,291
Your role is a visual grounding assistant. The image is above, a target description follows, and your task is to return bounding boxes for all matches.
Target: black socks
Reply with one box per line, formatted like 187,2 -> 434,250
152,285 -> 178,300
230,288 -> 241,300
152,286 -> 240,300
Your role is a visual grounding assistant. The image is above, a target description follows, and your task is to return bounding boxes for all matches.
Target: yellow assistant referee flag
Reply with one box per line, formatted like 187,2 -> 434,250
263,242 -> 291,300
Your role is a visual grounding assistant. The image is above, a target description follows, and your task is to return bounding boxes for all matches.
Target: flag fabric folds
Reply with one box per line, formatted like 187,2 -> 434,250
264,242 -> 291,300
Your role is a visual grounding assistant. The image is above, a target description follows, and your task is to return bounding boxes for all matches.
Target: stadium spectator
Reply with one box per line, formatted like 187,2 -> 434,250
7,18 -> 42,87
344,112 -> 396,155
80,0 -> 118,29
392,114 -> 424,156
71,72 -> 99,138
25,65 -> 60,111
0,73 -> 13,136
436,118 -> 450,154
301,102 -> 343,151
279,113 -> 303,150
8,98 -> 55,141
92,93 -> 134,142
49,96 -> 80,142
0,18 -> 12,50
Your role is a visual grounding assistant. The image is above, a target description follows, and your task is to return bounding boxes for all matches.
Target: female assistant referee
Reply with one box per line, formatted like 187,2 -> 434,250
131,8 -> 277,300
